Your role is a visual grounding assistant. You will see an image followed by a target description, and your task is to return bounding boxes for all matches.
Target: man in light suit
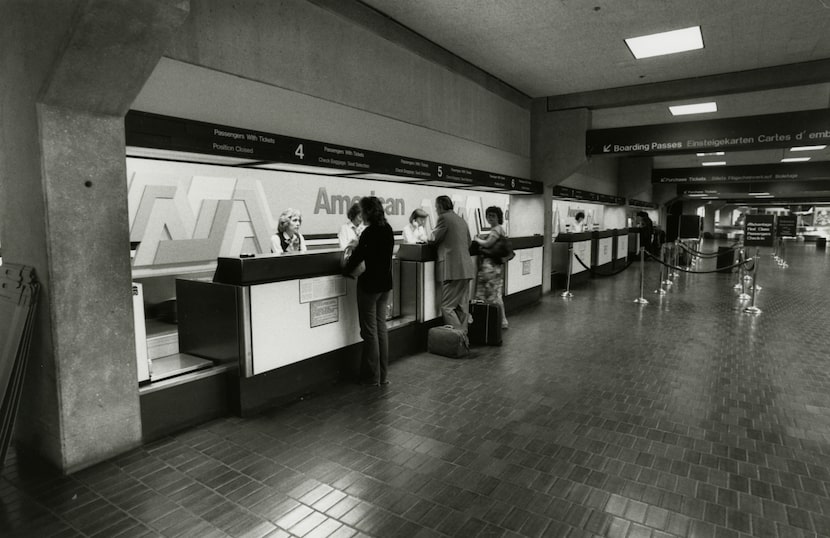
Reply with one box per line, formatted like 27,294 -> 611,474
431,195 -> 475,331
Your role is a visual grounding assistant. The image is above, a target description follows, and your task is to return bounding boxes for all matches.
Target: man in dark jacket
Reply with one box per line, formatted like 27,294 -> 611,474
431,195 -> 476,331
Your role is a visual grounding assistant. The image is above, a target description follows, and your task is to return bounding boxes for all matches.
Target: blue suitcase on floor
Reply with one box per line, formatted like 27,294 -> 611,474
468,302 -> 502,346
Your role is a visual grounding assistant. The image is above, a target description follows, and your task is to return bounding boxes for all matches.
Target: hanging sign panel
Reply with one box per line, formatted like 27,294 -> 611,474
777,216 -> 797,238
125,111 -> 542,194
653,162 -> 830,184
744,215 -> 775,247
587,109 -> 830,156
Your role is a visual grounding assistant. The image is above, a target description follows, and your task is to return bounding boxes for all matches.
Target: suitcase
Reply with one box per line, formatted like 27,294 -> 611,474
428,325 -> 469,358
468,301 -> 502,346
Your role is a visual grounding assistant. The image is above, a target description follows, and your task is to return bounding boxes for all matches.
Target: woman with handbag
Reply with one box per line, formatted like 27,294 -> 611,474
342,196 -> 395,386
472,206 -> 509,329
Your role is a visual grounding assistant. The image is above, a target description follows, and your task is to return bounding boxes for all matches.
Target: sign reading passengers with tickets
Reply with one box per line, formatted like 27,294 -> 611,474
744,215 -> 775,247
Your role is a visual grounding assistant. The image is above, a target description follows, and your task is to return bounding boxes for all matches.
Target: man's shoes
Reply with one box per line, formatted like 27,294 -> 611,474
379,380 -> 390,386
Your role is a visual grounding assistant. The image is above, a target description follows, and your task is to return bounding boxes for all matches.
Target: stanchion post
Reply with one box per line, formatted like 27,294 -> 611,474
662,243 -> 672,286
744,248 -> 762,314
561,243 -> 574,298
781,239 -> 788,268
634,247 -> 649,304
738,248 -> 751,300
734,247 -> 744,290
654,244 -> 666,295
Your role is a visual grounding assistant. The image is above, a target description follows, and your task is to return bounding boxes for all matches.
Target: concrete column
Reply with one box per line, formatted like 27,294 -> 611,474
530,100 -> 590,292
0,0 -> 188,473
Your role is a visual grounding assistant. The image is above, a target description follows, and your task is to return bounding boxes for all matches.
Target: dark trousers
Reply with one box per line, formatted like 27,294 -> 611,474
356,287 -> 390,383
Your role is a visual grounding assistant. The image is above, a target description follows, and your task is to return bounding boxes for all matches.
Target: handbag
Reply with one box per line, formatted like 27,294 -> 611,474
481,234 -> 514,263
341,245 -> 366,278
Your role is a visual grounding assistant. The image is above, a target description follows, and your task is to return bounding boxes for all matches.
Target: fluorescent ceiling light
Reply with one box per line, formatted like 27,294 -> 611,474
696,152 -> 724,156
748,192 -> 770,196
790,145 -> 826,151
670,102 -> 717,116
701,161 -> 726,166
781,157 -> 811,162
625,26 -> 704,59
701,196 -> 717,199
687,193 -> 708,197
754,195 -> 775,198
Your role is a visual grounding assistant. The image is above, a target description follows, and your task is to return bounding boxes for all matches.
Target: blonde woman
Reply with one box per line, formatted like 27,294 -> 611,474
271,208 -> 307,253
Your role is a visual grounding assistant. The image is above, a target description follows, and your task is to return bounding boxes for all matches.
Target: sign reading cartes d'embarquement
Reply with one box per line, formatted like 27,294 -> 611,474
588,109 -> 830,156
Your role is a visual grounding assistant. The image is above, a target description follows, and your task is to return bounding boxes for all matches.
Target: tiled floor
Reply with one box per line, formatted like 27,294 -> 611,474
3,240 -> 830,537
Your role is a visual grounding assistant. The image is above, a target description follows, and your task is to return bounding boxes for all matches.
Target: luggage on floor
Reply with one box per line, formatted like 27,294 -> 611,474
468,301 -> 502,346
427,325 -> 469,358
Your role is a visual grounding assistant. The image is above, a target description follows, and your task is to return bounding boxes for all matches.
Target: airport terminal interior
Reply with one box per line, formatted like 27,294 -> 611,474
3,1 -> 830,537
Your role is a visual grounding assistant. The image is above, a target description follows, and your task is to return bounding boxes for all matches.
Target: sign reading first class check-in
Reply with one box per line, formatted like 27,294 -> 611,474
126,111 -> 542,194
587,109 -> 830,156
744,215 -> 775,247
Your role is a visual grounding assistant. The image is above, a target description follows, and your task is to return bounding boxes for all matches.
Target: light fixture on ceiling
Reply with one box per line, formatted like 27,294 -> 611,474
701,161 -> 726,166
748,192 -> 770,196
753,194 -> 775,198
670,102 -> 717,116
696,152 -> 724,156
687,193 -> 708,197
781,157 -> 811,162
625,26 -> 704,59
790,145 -> 826,151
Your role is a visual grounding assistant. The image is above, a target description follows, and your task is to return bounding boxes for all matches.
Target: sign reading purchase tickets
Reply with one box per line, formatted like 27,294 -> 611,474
653,162 -> 830,184
587,109 -> 830,156
744,215 -> 775,247
777,216 -> 797,238
125,111 -> 541,194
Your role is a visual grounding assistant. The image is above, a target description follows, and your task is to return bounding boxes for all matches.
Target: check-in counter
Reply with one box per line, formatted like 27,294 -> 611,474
612,228 -> 629,270
175,249 -> 412,415
592,230 -> 615,272
503,235 -> 544,311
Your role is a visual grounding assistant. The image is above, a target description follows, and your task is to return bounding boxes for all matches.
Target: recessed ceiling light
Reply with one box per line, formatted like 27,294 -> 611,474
696,152 -> 724,156
790,145 -> 826,151
701,161 -> 726,166
749,192 -> 770,196
625,26 -> 704,59
687,193 -> 708,197
781,157 -> 811,162
754,195 -> 775,198
670,102 -> 717,116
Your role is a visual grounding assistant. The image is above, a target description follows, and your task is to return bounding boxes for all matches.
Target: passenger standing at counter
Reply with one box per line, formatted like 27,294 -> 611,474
636,211 -> 654,254
271,208 -> 307,253
473,206 -> 509,329
402,208 -> 429,244
338,203 -> 364,249
342,196 -> 395,386
430,195 -> 475,331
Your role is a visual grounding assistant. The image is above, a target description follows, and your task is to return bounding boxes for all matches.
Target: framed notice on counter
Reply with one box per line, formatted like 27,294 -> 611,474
309,298 -> 339,328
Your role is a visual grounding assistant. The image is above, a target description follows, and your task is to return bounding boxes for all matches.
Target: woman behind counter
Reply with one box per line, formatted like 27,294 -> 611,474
338,203 -> 364,250
271,208 -> 307,253
402,208 -> 429,244
473,206 -> 509,329
342,196 -> 395,386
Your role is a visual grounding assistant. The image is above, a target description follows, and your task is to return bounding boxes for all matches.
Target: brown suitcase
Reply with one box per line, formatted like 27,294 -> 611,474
427,325 -> 469,358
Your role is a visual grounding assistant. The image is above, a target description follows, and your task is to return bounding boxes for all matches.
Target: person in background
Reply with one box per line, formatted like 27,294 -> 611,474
402,208 -> 429,244
342,196 -> 395,386
572,211 -> 587,232
430,195 -> 475,331
473,206 -> 509,329
636,211 -> 654,254
271,208 -> 307,253
338,202 -> 364,249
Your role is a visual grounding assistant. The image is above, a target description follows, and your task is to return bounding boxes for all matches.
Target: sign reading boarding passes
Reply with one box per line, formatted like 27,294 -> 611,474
587,109 -> 830,156
744,215 -> 775,247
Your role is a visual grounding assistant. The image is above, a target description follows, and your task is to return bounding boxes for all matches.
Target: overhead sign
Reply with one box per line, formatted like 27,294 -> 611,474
777,215 -> 797,238
552,185 -> 625,205
744,215 -> 775,247
125,111 -> 542,194
653,162 -> 830,184
678,179 -> 830,197
587,109 -> 830,156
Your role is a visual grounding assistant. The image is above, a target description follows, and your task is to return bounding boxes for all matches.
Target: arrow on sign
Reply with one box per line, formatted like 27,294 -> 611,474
603,145 -> 611,152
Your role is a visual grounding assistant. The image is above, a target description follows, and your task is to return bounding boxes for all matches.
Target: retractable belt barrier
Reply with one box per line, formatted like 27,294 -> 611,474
573,253 -> 636,277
